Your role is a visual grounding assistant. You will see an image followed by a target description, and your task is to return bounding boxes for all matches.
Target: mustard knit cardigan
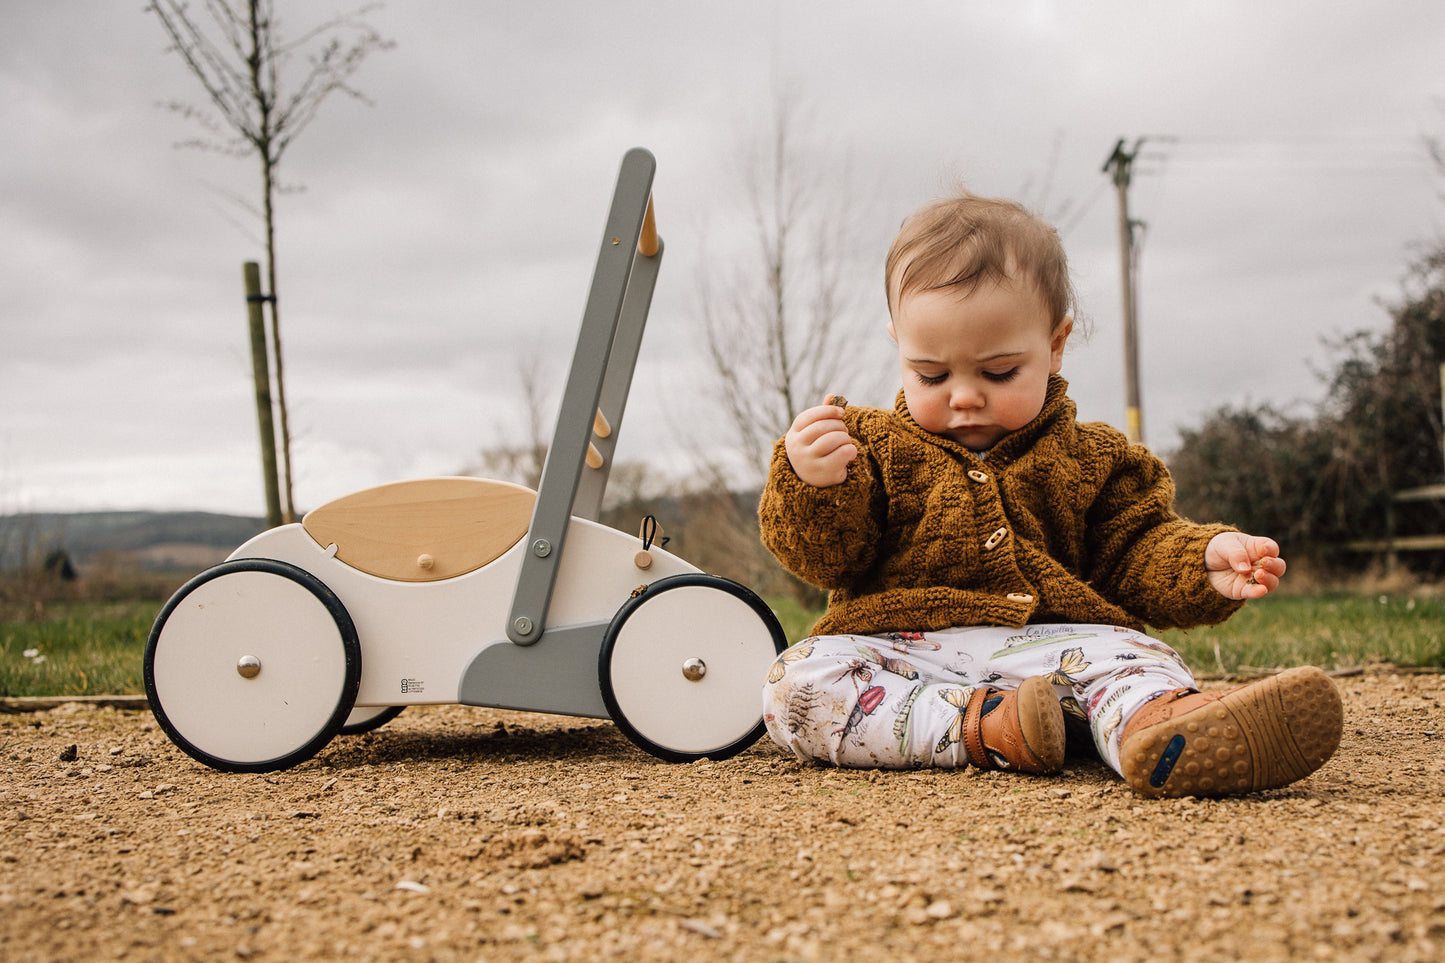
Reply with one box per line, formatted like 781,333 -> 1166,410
758,376 -> 1242,637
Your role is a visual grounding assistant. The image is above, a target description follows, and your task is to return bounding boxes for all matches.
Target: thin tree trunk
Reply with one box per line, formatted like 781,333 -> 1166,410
261,154 -> 295,523
150,0 -> 390,526
246,0 -> 295,523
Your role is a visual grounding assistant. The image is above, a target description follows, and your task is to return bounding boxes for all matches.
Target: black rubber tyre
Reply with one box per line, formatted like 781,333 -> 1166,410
145,558 -> 361,773
599,574 -> 786,762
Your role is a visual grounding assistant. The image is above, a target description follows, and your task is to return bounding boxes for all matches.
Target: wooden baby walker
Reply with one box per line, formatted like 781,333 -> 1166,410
144,148 -> 788,773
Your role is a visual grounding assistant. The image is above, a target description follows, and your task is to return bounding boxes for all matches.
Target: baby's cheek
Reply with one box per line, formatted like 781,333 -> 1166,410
904,393 -> 946,434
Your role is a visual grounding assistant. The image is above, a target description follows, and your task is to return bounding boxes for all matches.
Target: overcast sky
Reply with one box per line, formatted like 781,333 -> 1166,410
3,1 -> 1443,518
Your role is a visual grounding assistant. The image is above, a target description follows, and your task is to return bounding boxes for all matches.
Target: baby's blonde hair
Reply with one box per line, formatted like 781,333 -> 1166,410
885,191 -> 1075,330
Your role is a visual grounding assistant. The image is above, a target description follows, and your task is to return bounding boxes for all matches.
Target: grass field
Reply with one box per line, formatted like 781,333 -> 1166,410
769,591 -> 1445,677
1,600 -> 157,698
1158,593 -> 1445,676
1,592 -> 1441,699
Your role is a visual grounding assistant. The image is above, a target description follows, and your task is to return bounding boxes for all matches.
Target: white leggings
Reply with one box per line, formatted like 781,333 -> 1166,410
761,624 -> 1197,774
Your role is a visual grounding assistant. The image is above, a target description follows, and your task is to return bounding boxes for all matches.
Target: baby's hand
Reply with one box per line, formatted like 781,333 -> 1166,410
1205,532 -> 1286,600
785,397 -> 858,488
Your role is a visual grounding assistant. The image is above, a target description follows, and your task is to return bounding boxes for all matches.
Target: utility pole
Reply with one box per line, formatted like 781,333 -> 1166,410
1103,138 -> 1144,444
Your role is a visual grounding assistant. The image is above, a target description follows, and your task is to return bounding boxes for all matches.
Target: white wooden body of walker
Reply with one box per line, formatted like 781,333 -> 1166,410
144,149 -> 787,773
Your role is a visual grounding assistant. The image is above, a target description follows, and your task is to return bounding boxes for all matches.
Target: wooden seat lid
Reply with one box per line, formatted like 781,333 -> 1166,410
302,477 -> 537,582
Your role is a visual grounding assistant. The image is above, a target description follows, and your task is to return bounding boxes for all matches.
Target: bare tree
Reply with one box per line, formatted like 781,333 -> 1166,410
696,90 -> 880,482
462,351 -> 667,547
689,90 -> 880,594
148,0 -> 392,521
463,352 -> 554,490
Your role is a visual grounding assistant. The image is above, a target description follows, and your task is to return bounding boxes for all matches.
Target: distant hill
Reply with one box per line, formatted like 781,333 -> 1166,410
0,511 -> 267,574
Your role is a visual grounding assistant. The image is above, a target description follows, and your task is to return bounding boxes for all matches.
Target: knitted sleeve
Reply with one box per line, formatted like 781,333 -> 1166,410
1083,434 -> 1243,629
757,435 -> 883,590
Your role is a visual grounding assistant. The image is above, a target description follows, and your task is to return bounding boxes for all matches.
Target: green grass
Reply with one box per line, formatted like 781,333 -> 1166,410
769,591 -> 1445,675
1,591 -> 1441,699
765,593 -> 826,651
0,601 -> 155,697
1157,592 -> 1445,676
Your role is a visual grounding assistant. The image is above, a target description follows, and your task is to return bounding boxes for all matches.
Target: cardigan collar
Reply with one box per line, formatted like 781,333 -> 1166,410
892,374 -> 1075,465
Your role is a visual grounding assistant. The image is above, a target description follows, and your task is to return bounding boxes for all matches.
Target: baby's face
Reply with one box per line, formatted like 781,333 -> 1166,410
889,279 -> 1070,452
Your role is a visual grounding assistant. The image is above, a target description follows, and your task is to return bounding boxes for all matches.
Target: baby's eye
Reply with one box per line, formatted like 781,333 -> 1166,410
984,368 -> 1020,383
914,371 -> 947,386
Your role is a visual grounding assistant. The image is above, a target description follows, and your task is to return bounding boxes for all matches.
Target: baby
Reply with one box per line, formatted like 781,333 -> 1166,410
757,189 -> 1342,797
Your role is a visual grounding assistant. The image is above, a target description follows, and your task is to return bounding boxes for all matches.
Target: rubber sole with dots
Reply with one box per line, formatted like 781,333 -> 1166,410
1119,666 -> 1343,799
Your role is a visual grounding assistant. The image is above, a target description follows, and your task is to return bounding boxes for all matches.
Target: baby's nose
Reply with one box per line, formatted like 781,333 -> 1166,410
950,382 -> 986,409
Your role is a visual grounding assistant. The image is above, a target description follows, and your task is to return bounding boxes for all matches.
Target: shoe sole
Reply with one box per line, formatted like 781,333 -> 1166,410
1015,676 -> 1067,773
1119,666 -> 1343,798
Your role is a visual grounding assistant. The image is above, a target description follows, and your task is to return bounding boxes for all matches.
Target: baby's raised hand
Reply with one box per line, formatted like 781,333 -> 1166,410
1205,532 -> 1287,600
785,396 -> 858,488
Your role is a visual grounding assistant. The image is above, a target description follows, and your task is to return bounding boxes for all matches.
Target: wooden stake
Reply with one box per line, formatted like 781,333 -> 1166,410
244,261 -> 283,528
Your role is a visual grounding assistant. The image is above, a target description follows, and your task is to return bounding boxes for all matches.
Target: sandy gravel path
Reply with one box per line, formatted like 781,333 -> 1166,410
2,666 -> 1442,961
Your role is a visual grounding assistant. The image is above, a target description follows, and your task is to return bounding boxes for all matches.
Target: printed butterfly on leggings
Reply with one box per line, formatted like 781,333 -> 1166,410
766,641 -> 815,684
935,688 -> 970,754
1047,646 -> 1091,687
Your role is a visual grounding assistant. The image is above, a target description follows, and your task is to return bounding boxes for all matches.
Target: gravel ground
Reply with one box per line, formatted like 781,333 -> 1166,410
2,665 -> 1442,962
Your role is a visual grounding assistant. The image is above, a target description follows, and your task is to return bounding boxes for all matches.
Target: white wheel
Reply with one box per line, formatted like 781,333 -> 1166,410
145,559 -> 361,773
599,575 -> 786,762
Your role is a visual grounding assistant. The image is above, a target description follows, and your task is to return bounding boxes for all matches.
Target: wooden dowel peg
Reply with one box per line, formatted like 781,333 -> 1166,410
638,197 -> 659,257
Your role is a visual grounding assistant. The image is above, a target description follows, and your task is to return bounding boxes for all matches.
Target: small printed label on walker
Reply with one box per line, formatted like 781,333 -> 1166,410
400,678 -> 425,694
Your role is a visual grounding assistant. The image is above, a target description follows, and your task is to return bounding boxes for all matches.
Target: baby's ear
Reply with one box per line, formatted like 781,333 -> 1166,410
1049,316 -> 1074,372
886,320 -> 898,343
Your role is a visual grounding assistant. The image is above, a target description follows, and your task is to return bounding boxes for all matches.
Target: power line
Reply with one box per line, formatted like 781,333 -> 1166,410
1138,134 -> 1432,176
1056,178 -> 1110,239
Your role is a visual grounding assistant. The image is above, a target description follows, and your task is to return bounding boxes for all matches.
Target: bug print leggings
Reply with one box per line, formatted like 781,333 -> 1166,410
761,624 -> 1198,775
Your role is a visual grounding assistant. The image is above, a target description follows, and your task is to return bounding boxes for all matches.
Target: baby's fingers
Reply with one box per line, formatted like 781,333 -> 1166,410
807,439 -> 858,486
1241,556 -> 1285,598
790,401 -> 846,435
790,415 -> 846,449
788,400 -> 855,458
784,396 -> 858,486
